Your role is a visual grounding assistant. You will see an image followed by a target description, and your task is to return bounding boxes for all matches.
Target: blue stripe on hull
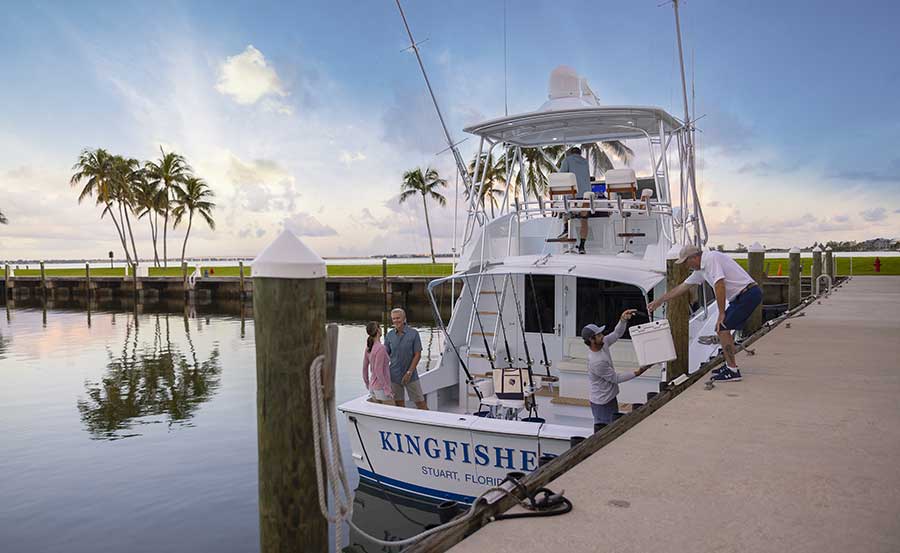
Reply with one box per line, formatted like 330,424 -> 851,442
357,468 -> 477,504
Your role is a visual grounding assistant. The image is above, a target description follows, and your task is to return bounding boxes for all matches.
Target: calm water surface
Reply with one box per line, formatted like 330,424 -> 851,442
0,301 -> 440,553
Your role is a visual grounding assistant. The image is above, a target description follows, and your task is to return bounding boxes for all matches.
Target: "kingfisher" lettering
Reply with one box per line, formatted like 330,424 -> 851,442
376,430 -> 538,472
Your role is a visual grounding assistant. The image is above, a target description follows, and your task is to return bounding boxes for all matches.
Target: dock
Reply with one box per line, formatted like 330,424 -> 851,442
437,276 -> 900,553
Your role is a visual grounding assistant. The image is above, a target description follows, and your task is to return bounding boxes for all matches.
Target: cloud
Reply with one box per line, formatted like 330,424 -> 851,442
282,212 -> 336,237
860,207 -> 888,222
700,106 -> 755,156
737,161 -> 774,175
215,45 -> 288,106
339,150 -> 367,164
834,159 -> 900,184
227,155 -> 299,212
707,200 -> 721,207
833,214 -> 850,223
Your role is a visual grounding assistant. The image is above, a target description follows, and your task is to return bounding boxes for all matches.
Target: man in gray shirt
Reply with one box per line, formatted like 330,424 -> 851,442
559,147 -> 592,254
384,308 -> 428,409
581,309 -> 651,430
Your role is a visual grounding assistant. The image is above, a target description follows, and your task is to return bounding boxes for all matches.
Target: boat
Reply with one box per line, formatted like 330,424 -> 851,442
339,1 -> 719,504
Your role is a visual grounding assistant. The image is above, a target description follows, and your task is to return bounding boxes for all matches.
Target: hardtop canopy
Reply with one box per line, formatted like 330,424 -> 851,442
463,106 -> 681,147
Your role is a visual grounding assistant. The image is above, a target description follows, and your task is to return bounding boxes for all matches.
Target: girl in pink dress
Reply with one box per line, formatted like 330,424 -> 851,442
362,321 -> 393,403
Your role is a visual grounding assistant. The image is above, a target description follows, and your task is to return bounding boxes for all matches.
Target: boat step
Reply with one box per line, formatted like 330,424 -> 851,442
477,311 -> 498,315
546,237 -> 577,243
472,332 -> 494,337
479,290 -> 499,295
468,352 -> 493,359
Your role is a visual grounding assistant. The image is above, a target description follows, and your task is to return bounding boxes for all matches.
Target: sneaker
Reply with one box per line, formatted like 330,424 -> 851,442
711,367 -> 742,382
556,230 -> 569,240
711,366 -> 724,376
698,335 -> 720,345
577,246 -> 586,255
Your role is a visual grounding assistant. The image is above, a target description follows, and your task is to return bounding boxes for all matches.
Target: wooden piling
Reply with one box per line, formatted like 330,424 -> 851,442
40,261 -> 46,296
788,247 -> 801,309
825,246 -> 834,281
85,263 -> 92,297
665,248 -> 690,381
239,261 -> 246,299
4,264 -> 10,300
812,245 -> 823,289
252,230 -> 328,553
746,242 -> 765,334
382,257 -> 389,333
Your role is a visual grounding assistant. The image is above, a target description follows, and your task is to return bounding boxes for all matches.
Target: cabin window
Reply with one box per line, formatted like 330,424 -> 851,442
575,278 -> 650,339
524,275 -> 554,333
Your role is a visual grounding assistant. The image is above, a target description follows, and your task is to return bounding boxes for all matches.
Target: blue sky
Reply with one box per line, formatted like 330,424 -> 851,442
1,0 -> 898,260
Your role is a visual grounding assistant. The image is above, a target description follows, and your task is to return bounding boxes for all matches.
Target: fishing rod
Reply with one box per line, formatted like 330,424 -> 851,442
527,274 -> 554,378
488,274 -> 514,368
425,277 -> 482,401
508,272 -> 537,411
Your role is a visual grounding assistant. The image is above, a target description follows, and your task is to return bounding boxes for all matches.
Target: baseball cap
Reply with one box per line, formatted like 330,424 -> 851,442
675,244 -> 702,264
581,323 -> 606,342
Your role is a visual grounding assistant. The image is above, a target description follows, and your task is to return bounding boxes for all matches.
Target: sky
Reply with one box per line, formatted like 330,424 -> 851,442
1,0 -> 899,261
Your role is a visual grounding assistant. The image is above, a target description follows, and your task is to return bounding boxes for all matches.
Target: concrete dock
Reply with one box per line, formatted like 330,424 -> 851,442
448,276 -> 900,553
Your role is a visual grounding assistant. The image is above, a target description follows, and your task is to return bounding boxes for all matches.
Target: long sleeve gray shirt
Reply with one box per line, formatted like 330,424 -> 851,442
587,320 -> 637,405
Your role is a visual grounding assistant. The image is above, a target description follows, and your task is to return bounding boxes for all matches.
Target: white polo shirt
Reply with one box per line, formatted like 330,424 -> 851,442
684,250 -> 756,301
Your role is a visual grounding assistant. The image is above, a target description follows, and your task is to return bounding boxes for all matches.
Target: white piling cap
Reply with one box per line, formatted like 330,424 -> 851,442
825,246 -> 833,251
252,229 -> 326,279
666,243 -> 685,260
812,245 -> 823,253
748,242 -> 765,253
789,246 -> 801,254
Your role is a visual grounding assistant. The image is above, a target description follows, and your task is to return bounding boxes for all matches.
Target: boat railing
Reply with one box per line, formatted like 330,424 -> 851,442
516,197 -> 674,218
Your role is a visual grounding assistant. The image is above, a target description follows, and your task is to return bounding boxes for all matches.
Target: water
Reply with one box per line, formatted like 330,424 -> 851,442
0,300 -> 440,553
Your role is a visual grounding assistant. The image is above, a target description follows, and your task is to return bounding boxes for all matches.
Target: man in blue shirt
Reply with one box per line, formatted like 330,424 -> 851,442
384,308 -> 427,409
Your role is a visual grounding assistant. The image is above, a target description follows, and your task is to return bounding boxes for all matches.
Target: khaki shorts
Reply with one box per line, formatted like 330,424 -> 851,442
391,379 -> 425,403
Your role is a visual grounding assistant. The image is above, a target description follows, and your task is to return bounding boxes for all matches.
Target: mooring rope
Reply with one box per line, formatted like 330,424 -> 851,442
309,342 -> 571,549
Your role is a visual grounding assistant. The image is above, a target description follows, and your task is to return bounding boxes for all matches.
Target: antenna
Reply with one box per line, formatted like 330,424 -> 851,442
503,0 -> 508,116
394,0 -> 471,190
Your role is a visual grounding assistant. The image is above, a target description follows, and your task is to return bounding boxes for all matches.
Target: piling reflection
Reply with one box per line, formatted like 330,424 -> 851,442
77,312 -> 222,440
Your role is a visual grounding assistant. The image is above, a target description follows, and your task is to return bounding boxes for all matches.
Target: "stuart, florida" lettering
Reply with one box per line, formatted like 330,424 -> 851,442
378,431 -> 538,471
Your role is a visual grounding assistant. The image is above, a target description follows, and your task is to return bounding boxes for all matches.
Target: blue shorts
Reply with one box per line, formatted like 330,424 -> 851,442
590,397 -> 619,425
721,284 -> 763,331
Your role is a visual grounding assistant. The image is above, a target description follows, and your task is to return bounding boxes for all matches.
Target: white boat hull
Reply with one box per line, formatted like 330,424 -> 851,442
339,396 -> 584,504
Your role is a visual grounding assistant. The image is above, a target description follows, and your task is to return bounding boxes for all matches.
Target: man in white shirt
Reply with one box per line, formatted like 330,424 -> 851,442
648,244 -> 762,382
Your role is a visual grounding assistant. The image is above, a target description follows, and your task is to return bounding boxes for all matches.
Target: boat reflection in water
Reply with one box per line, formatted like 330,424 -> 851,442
345,480 -> 441,553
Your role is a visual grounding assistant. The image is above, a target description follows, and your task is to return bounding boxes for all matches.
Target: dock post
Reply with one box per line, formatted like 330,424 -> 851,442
239,261 -> 246,299
382,257 -> 389,334
40,261 -> 47,296
252,230 -> 328,553
85,262 -> 92,298
746,242 -> 765,334
788,247 -> 801,309
825,246 -> 834,281
4,264 -> 10,301
811,245 -> 823,293
665,245 -> 690,381
181,261 -> 188,299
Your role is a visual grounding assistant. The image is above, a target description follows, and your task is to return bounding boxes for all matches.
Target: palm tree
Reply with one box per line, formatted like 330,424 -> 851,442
172,176 -> 216,267
0,209 -> 7,224
70,148 -> 133,265
518,145 -> 565,200
580,140 -> 635,175
399,167 -> 447,264
110,156 -> 144,265
134,179 -> 166,267
145,148 -> 191,267
467,151 -> 509,217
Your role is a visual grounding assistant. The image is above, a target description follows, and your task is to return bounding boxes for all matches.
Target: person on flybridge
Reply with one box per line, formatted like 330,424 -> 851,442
558,146 -> 592,254
582,309 -> 653,430
648,245 -> 763,383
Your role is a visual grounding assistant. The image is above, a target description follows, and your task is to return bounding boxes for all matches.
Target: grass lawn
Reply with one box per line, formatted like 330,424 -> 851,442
733,256 -> 900,276
11,267 -> 126,277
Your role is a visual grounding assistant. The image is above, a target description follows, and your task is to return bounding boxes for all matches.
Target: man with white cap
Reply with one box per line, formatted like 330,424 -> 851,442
582,309 -> 652,430
648,244 -> 763,383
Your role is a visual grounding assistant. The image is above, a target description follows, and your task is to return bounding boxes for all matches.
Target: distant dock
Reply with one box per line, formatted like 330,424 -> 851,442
411,276 -> 900,553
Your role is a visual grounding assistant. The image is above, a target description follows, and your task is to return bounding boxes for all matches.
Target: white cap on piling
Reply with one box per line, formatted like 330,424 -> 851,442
812,245 -> 822,252
748,242 -> 765,253
252,229 -> 326,279
825,245 -> 833,251
789,246 -> 801,254
666,243 -> 686,260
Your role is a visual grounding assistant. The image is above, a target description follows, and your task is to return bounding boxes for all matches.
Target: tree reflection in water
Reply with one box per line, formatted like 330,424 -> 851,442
78,312 -> 221,440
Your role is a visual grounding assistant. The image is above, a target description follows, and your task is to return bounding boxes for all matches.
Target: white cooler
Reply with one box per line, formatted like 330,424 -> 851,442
629,319 -> 677,366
